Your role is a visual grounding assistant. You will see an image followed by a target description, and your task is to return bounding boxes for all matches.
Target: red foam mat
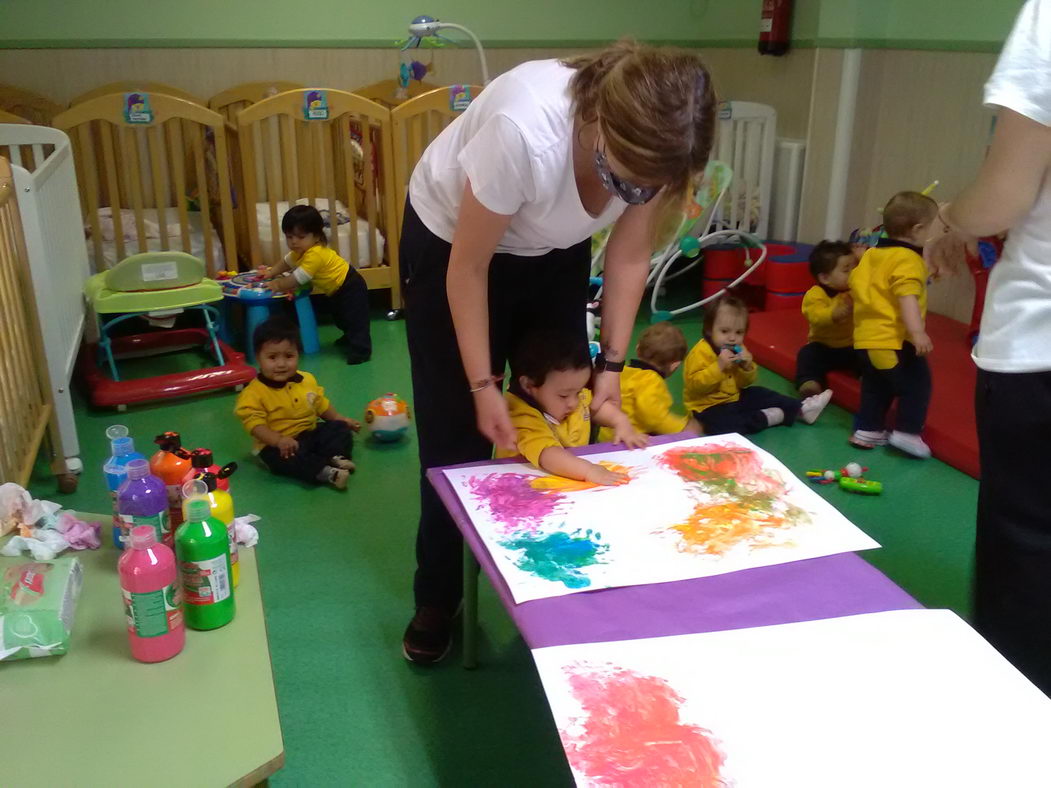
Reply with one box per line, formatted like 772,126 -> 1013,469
747,309 -> 979,478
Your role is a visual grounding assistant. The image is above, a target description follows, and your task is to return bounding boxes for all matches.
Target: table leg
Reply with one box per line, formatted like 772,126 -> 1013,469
244,303 -> 269,365
463,543 -> 479,670
293,292 -> 321,355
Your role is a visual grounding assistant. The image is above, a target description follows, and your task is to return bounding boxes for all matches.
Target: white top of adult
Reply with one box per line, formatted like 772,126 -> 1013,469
975,0 -> 1051,372
408,59 -> 628,256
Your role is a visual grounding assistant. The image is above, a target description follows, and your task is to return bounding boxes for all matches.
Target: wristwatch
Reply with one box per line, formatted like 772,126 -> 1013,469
594,353 -> 625,373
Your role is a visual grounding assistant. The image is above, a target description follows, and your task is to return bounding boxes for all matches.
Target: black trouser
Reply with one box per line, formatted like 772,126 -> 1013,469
795,342 -> 859,389
329,271 -> 372,362
694,386 -> 801,435
258,420 -> 353,483
855,343 -> 931,434
401,199 -> 590,612
975,369 -> 1051,695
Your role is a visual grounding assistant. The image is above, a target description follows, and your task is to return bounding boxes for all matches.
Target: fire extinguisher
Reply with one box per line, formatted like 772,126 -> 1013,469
759,0 -> 793,56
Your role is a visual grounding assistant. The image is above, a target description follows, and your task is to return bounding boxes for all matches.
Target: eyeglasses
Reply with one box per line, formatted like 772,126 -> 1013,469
593,149 -> 661,205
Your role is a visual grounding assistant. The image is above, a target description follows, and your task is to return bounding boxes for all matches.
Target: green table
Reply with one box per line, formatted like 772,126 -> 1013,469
0,515 -> 284,787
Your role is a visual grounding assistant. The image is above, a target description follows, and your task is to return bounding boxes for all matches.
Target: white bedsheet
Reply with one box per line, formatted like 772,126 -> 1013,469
254,199 -> 385,268
86,208 -> 225,271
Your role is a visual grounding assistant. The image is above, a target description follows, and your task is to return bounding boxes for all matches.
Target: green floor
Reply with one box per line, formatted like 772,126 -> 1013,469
30,295 -> 978,786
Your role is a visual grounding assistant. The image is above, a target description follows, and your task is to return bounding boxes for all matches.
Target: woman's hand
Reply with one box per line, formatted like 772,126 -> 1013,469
473,385 -> 517,452
924,224 -> 976,280
591,369 -> 623,412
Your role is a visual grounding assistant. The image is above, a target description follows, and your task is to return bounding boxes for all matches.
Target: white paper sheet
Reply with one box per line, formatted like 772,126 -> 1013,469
532,609 -> 1051,788
442,434 -> 879,603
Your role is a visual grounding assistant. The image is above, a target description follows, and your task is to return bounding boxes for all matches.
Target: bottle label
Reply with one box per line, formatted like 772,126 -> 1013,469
123,584 -> 182,637
180,555 -> 231,605
120,510 -> 171,546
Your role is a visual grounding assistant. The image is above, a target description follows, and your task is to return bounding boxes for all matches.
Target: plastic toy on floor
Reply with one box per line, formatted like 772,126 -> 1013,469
365,393 -> 412,442
81,251 -> 255,409
807,463 -> 883,495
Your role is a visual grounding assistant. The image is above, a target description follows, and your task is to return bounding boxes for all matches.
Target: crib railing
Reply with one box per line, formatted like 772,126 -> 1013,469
0,156 -> 68,488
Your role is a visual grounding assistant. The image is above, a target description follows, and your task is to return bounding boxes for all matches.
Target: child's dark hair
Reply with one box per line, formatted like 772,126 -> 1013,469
702,294 -> 749,340
636,321 -> 688,367
809,240 -> 854,280
511,329 -> 592,387
253,317 -> 303,354
882,191 -> 938,239
281,205 -> 328,245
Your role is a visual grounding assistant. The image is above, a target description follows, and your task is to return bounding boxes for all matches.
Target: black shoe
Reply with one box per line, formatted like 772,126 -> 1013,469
346,354 -> 371,365
402,606 -> 453,665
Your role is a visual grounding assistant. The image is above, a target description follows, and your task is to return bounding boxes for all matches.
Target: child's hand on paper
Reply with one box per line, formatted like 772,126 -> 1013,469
614,422 -> 649,449
584,462 -> 628,487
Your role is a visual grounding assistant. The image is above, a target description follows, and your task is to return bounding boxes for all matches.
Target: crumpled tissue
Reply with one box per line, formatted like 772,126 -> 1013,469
233,514 -> 260,548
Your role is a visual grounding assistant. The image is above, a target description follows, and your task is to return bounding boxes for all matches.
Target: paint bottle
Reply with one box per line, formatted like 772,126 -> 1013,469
117,459 -> 171,549
180,448 -> 235,492
103,425 -> 146,549
119,524 -> 184,663
176,488 -> 235,630
182,472 -> 239,588
151,432 -> 192,530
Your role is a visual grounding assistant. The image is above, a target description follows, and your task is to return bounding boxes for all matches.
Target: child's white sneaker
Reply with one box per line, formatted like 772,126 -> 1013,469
888,431 -> 931,459
800,389 -> 833,424
850,429 -> 889,449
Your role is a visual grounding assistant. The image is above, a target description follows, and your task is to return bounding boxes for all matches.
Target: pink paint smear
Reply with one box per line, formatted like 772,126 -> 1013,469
561,665 -> 728,787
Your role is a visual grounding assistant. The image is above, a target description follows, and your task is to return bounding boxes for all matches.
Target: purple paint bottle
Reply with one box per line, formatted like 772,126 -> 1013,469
116,459 -> 171,550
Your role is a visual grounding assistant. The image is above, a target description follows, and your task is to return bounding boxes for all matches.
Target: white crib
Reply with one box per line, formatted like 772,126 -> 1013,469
0,125 -> 90,478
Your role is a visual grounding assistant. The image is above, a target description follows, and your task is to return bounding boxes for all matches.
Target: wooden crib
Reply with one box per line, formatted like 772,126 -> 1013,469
0,83 -> 63,126
0,156 -> 72,490
70,81 -> 205,107
237,88 -> 401,309
53,92 -> 237,277
390,84 -> 482,241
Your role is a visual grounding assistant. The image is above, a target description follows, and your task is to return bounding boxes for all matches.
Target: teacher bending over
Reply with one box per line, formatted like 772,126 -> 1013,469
400,41 -> 717,664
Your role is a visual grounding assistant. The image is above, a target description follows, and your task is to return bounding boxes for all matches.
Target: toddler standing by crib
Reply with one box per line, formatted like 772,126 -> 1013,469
264,205 -> 372,365
684,295 -> 832,435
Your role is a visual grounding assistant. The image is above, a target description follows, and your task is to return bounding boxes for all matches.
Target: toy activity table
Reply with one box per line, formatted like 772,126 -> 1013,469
219,271 -> 320,364
428,434 -> 920,669
0,515 -> 284,787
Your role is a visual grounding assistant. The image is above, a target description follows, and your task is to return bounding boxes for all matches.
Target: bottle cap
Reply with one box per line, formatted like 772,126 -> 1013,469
196,471 -> 218,492
125,458 -> 150,480
181,478 -> 208,499
184,497 -> 211,522
190,448 -> 214,468
111,436 -> 135,457
105,424 -> 129,440
154,431 -> 182,451
129,525 -> 157,549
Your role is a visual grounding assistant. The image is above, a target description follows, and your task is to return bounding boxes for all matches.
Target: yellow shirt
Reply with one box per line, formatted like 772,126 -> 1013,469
802,285 -> 854,348
682,339 -> 758,414
234,371 -> 331,450
291,245 -> 350,296
597,362 -> 689,443
850,242 -> 928,350
496,389 -> 593,468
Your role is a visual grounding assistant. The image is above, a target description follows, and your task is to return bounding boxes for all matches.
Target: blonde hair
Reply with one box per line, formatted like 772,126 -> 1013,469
882,191 -> 938,239
636,321 -> 688,367
564,40 -> 716,246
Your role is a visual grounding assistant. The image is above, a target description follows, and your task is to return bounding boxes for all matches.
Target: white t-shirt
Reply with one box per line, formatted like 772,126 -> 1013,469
408,59 -> 627,256
974,0 -> 1051,372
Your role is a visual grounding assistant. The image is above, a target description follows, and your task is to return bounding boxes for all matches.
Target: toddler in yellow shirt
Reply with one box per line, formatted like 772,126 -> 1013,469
234,318 -> 361,489
496,329 -> 648,485
597,321 -> 700,443
684,295 -> 832,435
263,205 -> 372,365
796,240 -> 862,397
849,191 -> 937,457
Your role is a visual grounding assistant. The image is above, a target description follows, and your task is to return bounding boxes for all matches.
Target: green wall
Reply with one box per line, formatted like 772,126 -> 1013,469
0,0 -> 1025,50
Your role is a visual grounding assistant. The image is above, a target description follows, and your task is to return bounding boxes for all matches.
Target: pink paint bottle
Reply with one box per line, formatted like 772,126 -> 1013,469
118,525 -> 185,663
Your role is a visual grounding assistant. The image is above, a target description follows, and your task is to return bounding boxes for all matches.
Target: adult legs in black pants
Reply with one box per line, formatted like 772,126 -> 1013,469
975,369 -> 1051,696
330,271 -> 372,364
400,199 -> 590,663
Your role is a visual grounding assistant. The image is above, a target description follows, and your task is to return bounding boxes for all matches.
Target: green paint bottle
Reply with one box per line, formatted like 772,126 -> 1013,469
175,493 -> 235,630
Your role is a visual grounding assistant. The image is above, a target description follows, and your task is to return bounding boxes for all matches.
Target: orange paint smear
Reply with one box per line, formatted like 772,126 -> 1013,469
669,500 -> 792,556
530,462 -> 633,493
562,665 -> 728,787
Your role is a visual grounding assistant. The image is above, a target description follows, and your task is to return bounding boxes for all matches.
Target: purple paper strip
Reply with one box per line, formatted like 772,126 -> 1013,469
429,434 -> 921,650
